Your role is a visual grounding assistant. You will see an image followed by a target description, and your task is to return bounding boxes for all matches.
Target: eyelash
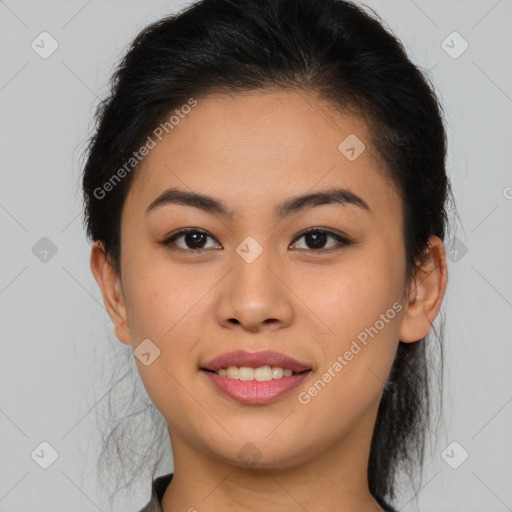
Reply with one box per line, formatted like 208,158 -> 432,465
160,227 -> 353,253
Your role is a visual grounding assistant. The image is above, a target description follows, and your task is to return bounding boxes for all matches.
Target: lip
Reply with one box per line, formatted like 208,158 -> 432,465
200,350 -> 312,373
201,369 -> 312,405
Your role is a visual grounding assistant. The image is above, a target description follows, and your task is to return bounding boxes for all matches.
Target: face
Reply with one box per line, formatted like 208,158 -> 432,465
92,89 -> 442,471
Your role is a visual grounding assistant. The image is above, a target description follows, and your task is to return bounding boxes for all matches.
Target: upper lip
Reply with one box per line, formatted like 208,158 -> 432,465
201,350 -> 312,373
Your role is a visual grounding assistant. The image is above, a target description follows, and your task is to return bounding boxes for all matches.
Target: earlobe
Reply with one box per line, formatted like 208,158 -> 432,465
399,235 -> 448,343
89,241 -> 132,345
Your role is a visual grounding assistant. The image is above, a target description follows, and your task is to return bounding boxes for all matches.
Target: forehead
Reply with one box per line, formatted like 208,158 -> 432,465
125,89 -> 401,222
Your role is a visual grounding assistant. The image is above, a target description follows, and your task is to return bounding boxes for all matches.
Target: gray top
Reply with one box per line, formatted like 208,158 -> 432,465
138,473 -> 173,512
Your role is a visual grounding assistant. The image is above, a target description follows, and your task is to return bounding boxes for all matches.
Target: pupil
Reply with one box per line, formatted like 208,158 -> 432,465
186,232 -> 206,249
307,232 -> 326,249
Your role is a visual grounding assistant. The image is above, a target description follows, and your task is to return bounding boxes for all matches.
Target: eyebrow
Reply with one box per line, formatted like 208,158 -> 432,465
145,186 -> 370,218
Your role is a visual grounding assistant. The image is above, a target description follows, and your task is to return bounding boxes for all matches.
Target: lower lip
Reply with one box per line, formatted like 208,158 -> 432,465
201,370 -> 312,405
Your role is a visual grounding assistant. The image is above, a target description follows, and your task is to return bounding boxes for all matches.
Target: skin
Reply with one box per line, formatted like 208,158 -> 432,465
90,89 -> 447,512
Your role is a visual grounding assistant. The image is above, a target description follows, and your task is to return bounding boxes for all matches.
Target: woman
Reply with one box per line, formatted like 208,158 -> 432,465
82,0 -> 451,510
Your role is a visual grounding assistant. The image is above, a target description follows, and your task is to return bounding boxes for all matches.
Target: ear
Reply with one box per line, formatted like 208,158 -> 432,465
89,240 -> 132,345
399,235 -> 448,343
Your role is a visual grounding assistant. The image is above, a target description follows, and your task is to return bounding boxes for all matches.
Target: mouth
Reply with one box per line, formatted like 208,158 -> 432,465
199,350 -> 313,405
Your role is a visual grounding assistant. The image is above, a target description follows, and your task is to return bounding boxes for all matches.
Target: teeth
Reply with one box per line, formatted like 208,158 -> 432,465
216,366 -> 296,381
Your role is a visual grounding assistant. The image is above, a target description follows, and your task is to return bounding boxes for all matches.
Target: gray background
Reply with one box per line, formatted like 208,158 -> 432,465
1,0 -> 511,511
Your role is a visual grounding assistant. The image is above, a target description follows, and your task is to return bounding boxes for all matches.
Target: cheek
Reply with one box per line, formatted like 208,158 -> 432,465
293,246 -> 405,407
293,254 -> 404,344
122,266 -> 209,422
119,253 -> 207,390
122,248 -> 208,341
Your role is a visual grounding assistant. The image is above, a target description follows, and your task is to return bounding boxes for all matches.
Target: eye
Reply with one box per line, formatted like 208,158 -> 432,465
289,228 -> 352,251
161,228 -> 221,251
161,227 -> 352,253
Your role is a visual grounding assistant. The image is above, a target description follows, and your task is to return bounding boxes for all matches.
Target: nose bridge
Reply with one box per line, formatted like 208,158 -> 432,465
233,236 -> 278,301
216,235 -> 294,330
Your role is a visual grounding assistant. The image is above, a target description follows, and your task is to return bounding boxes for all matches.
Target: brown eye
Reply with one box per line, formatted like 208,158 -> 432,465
290,228 -> 352,251
162,229 -> 221,251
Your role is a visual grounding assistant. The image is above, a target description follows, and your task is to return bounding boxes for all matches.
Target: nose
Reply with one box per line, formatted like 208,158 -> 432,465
215,246 -> 294,333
